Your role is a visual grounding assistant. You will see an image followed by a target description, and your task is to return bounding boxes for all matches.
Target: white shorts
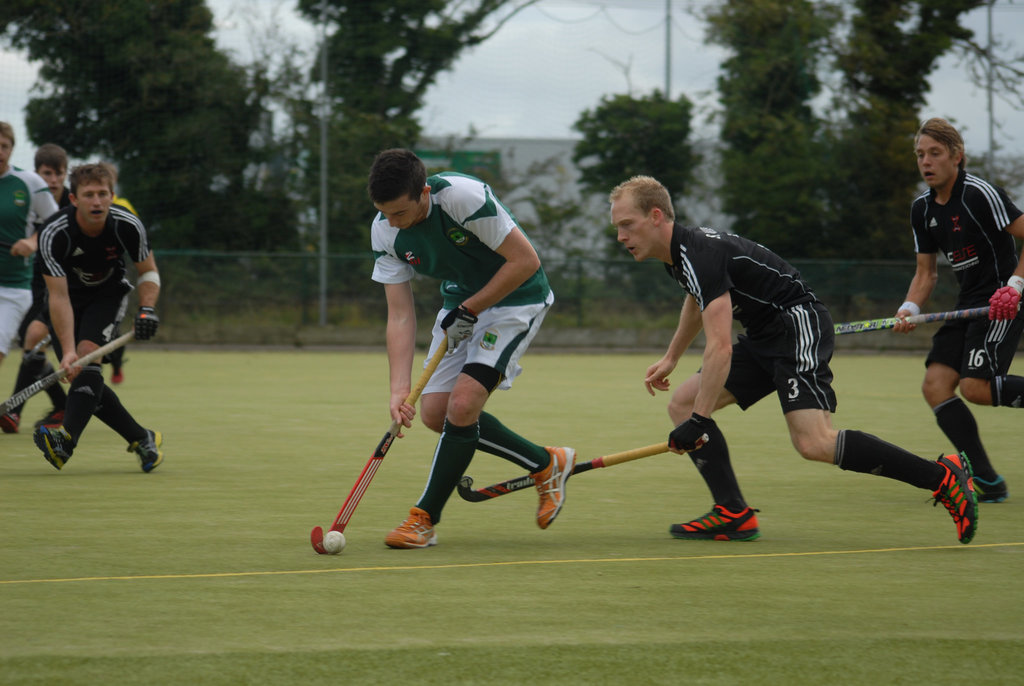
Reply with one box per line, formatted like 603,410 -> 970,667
422,290 -> 554,394
0,286 -> 32,356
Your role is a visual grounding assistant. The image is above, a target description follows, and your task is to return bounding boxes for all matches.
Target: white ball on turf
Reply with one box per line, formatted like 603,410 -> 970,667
323,530 -> 346,554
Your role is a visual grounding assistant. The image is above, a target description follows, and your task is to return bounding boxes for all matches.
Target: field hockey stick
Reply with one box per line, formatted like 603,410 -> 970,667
456,437 -> 710,502
28,333 -> 52,355
833,306 -> 989,335
310,337 -> 448,554
1,331 -> 135,415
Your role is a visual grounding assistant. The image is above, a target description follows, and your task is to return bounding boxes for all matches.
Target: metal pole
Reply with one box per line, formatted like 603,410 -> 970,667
986,0 -> 995,168
319,4 -> 329,326
664,0 -> 671,98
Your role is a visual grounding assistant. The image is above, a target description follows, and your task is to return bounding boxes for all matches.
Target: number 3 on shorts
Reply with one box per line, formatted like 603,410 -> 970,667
787,378 -> 799,399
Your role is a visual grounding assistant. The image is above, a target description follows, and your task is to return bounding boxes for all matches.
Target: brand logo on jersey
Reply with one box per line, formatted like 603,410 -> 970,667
952,215 -> 962,232
445,228 -> 469,246
13,190 -> 27,207
947,244 -> 978,271
698,227 -> 721,239
73,247 -> 85,256
929,218 -> 938,228
481,330 -> 498,350
403,250 -> 421,265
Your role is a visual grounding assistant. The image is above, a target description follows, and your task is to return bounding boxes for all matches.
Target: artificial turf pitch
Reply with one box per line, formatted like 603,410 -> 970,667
1,348 -> 1021,685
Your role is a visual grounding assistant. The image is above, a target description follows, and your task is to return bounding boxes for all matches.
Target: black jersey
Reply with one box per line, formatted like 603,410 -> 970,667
911,169 -> 1023,308
666,223 -> 818,334
37,204 -> 150,295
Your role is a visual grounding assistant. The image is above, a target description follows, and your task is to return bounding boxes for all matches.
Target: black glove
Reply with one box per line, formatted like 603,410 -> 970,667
668,413 -> 714,452
440,305 -> 478,353
134,306 -> 160,340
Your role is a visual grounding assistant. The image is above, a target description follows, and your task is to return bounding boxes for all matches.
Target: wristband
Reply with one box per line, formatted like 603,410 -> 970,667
1008,276 -> 1024,295
898,301 -> 920,317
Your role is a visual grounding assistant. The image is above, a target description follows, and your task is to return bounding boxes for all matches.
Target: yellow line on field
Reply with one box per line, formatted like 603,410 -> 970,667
2,541 -> 1021,586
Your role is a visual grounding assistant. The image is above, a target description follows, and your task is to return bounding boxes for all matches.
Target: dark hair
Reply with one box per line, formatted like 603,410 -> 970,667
69,163 -> 115,195
34,143 -> 68,173
367,148 -> 426,204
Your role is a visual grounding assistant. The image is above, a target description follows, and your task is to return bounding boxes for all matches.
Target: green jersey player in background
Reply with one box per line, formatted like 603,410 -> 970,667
0,122 -> 59,423
367,148 -> 574,549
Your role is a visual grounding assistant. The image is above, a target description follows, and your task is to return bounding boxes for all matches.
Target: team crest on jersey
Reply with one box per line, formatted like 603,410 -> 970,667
404,250 -> 421,265
445,227 -> 469,246
13,190 -> 27,207
481,330 -> 498,350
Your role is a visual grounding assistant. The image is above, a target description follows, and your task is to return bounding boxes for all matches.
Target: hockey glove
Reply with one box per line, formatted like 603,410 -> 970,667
989,279 -> 1023,320
668,413 -> 713,452
440,305 -> 478,353
134,306 -> 160,340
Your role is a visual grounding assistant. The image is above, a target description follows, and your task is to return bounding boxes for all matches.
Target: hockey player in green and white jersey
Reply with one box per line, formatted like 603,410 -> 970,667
367,148 -> 574,549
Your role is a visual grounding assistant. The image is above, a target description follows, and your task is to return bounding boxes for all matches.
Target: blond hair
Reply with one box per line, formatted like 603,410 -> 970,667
609,175 -> 675,221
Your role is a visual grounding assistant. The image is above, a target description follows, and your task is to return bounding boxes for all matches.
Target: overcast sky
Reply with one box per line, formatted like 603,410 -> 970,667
2,0 -> 1023,172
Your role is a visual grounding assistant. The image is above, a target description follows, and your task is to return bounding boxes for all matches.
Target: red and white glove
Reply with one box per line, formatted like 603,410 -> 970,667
989,276 -> 1024,320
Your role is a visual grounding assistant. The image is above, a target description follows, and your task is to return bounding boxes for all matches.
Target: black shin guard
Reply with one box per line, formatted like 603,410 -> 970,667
93,386 -> 145,442
933,397 -> 995,480
63,365 -> 105,440
991,375 -> 1024,408
834,430 -> 943,490
687,420 -> 747,511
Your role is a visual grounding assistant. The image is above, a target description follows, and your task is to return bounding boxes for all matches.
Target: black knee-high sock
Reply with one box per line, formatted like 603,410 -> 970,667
93,386 -> 145,443
476,412 -> 549,471
933,397 -> 996,480
63,364 -> 105,442
834,430 -> 944,490
41,361 -> 67,408
687,420 -> 747,512
416,419 -> 479,525
10,351 -> 47,414
991,375 -> 1024,408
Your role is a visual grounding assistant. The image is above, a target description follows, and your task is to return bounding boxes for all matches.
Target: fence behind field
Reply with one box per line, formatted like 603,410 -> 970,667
150,251 -> 960,350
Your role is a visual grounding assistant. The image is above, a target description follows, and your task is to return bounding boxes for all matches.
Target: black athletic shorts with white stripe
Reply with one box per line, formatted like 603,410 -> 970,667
927,314 -> 1024,380
724,301 -> 838,414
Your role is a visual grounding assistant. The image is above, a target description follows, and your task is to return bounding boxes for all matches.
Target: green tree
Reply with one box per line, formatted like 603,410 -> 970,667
0,0 -> 290,250
293,0 -> 539,252
571,91 -> 700,217
705,0 -> 840,258
829,0 -> 985,258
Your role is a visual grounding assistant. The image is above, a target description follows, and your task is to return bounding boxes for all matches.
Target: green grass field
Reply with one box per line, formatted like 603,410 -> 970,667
1,347 -> 1022,685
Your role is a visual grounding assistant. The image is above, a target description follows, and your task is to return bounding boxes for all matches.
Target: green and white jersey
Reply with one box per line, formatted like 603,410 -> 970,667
371,172 -> 550,309
0,167 -> 59,288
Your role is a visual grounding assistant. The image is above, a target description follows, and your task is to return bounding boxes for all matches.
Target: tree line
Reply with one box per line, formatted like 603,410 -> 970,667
2,0 -> 1021,259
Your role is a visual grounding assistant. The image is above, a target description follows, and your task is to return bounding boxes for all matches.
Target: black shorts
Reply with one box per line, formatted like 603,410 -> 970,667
724,302 -> 838,414
51,283 -> 131,360
926,315 -> 1023,379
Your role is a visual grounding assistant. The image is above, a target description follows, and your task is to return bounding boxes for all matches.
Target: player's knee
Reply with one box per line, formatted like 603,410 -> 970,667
420,407 -> 446,433
959,378 -> 993,406
667,398 -> 693,425
790,433 -> 832,463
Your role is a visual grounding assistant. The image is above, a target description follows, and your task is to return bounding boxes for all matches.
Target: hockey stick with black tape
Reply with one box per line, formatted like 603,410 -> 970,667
833,306 -> 989,335
457,437 -> 708,503
1,331 -> 134,415
310,337 -> 448,554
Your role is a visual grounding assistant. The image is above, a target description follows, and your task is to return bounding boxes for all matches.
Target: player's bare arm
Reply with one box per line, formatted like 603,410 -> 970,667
894,253 -> 938,333
691,293 -> 733,418
459,227 -> 540,315
134,253 -> 160,308
42,274 -> 81,381
645,295 -> 702,395
384,281 -> 418,432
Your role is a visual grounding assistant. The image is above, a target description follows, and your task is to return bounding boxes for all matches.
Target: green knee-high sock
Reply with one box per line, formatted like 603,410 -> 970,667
476,411 -> 549,472
416,419 -> 479,524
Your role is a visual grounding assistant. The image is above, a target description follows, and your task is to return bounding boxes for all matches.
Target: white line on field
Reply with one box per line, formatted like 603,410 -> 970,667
2,541 -> 1021,585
